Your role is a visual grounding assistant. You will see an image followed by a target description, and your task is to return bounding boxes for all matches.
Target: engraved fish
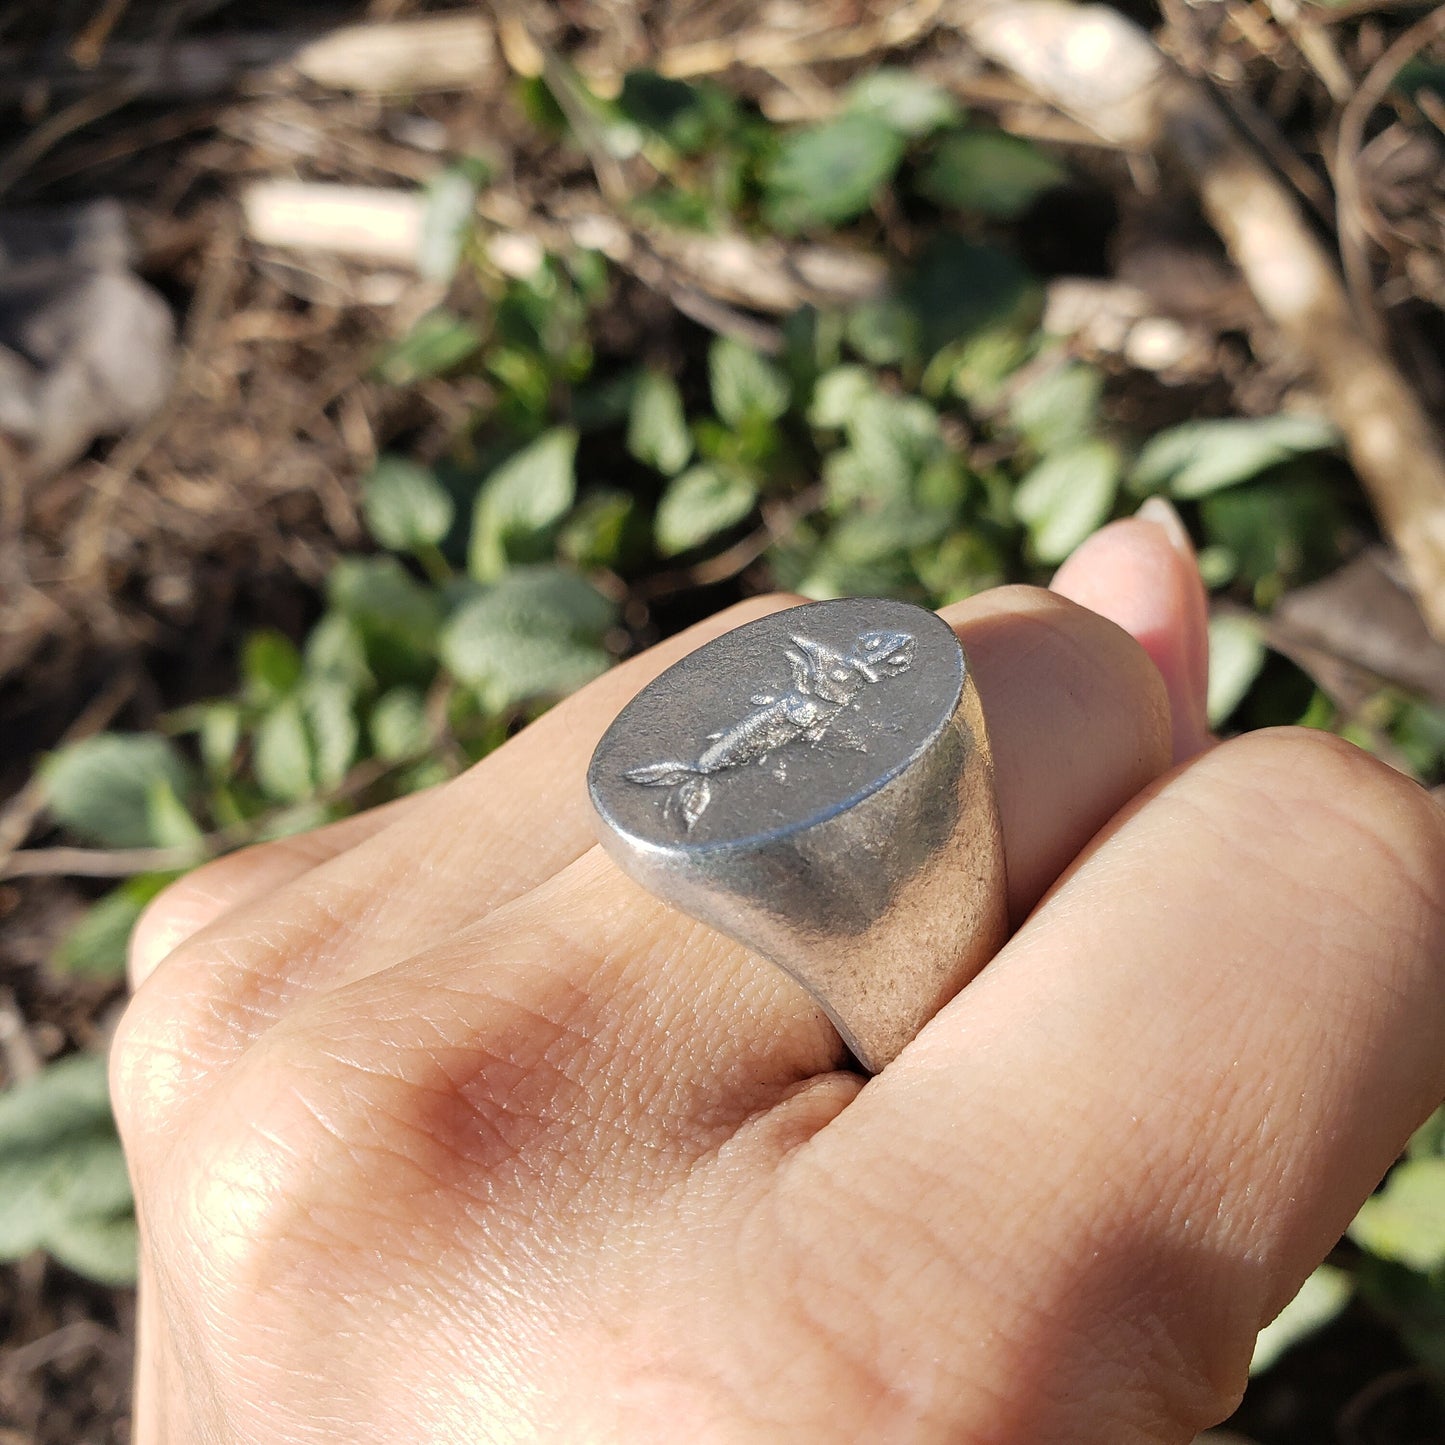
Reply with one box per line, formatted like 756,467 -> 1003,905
625,628 -> 916,829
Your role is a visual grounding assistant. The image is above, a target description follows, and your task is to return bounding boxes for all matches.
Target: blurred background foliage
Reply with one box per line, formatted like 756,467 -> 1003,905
4,2 -> 1445,1439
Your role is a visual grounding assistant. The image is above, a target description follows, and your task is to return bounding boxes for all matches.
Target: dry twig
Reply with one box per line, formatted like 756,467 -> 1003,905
0,14 -> 496,104
951,0 -> 1445,637
1333,3 -> 1445,346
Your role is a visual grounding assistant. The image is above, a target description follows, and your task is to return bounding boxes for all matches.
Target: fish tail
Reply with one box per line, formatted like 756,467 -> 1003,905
670,776 -> 712,829
625,761 -> 698,786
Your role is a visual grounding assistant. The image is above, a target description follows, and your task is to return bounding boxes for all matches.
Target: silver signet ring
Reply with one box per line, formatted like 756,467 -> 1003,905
587,598 -> 1008,1074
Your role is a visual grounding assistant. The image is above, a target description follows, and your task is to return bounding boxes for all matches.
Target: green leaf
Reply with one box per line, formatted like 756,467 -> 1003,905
441,566 -> 616,712
627,371 -> 693,476
818,391 -> 962,569
302,680 -> 359,790
845,298 -> 920,367
792,534 -> 918,601
196,702 -> 243,779
0,1129 -> 132,1259
0,1054 -> 112,1153
762,113 -> 906,231
144,778 -> 205,854
617,71 -> 732,154
1013,438 -> 1121,563
0,1053 -> 136,1285
468,428 -> 579,581
41,734 -> 195,849
1207,614 -> 1268,727
369,688 -> 432,763
44,1210 -> 137,1287
807,365 -> 875,430
304,612 -> 374,693
253,699 -> 315,803
328,557 -> 442,686
558,489 -> 638,569
573,368 -> 641,433
1199,470 -> 1344,601
363,457 -> 455,554
376,309 -> 483,385
257,802 -> 337,842
709,336 -> 790,430
243,630 -> 303,704
1132,415 -> 1339,500
832,391 -> 947,503
1409,1104 -> 1445,1160
1251,1265 -> 1353,1375
919,128 -> 1068,219
417,164 -> 481,284
845,69 -> 960,137
944,324 -> 1036,407
1009,362 -> 1103,453
914,529 -> 1006,604
1350,1158 -> 1445,1273
655,466 -> 758,556
904,237 -> 1039,360
51,875 -> 173,979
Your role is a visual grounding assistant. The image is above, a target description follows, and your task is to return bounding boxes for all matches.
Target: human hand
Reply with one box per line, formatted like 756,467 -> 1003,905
114,514 -> 1445,1443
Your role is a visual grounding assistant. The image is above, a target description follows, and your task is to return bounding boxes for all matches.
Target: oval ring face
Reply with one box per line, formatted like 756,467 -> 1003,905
589,598 -> 966,853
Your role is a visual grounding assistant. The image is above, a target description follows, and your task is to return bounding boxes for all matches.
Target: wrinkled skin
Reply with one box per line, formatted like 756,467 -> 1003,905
114,515 -> 1445,1444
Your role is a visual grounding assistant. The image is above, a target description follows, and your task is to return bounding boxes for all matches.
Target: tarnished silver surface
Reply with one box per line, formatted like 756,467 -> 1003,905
587,598 -> 1007,1073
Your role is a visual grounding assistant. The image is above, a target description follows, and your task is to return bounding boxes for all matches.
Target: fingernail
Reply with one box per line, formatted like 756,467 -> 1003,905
1136,496 -> 1195,561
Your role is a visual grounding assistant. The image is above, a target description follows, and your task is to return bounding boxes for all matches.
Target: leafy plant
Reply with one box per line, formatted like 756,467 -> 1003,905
0,1054 -> 136,1286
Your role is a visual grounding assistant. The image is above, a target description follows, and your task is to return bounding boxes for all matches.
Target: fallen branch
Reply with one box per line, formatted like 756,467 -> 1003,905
0,843 -> 207,880
1333,4 -> 1445,348
951,0 -> 1445,637
241,181 -> 427,266
0,13 -> 496,103
241,180 -> 887,320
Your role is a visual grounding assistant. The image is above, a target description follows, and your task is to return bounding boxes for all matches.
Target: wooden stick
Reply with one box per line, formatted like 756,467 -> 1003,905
241,181 -> 425,265
0,13 -> 496,102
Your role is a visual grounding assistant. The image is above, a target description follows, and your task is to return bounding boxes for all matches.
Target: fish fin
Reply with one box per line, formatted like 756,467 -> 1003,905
626,762 -> 695,786
675,777 -> 712,829
785,649 -> 811,692
750,693 -> 775,706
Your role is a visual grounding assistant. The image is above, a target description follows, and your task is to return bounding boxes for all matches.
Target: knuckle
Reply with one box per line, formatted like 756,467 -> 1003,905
108,984 -> 186,1151
127,865 -> 226,984
111,932 -> 268,1149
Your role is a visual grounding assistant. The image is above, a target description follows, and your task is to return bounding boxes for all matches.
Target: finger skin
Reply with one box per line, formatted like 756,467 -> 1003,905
947,586 -> 1169,926
1052,512 -> 1212,763
763,729 -> 1445,1442
115,588 -> 1171,1112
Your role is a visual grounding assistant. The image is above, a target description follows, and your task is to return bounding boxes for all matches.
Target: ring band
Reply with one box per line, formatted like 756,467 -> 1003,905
587,598 -> 1008,1073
